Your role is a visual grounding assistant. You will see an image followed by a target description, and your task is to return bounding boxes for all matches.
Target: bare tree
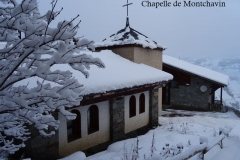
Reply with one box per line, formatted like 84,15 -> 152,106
0,0 -> 104,157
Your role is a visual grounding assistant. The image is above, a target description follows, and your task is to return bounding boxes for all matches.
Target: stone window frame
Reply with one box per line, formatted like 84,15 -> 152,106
129,95 -> 136,118
88,105 -> 99,134
139,93 -> 145,114
67,110 -> 81,142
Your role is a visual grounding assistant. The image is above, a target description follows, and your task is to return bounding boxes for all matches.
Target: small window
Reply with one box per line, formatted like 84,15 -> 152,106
139,93 -> 145,114
129,95 -> 136,118
178,72 -> 191,85
67,110 -> 81,142
88,105 -> 99,134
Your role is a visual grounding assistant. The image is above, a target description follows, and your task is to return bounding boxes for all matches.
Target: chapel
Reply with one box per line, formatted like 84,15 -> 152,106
25,3 -> 229,159
26,17 -> 173,159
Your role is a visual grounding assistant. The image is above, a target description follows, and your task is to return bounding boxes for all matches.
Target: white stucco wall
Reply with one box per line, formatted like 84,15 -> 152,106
134,46 -> 162,70
58,101 -> 110,157
124,91 -> 149,133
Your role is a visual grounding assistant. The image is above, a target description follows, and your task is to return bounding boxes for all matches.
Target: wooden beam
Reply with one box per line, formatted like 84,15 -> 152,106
68,81 -> 169,109
220,87 -> 223,105
95,44 -> 164,51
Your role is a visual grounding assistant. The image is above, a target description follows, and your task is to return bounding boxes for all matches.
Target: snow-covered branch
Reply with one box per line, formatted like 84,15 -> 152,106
0,0 -> 105,157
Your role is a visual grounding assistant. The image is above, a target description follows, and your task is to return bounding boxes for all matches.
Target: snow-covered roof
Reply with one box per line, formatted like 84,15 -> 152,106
73,50 -> 173,95
94,18 -> 165,50
162,55 -> 229,86
14,50 -> 173,96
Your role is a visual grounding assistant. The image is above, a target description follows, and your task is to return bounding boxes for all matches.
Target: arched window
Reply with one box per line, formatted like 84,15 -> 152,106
139,93 -> 145,114
129,95 -> 136,118
67,110 -> 81,142
88,105 -> 99,134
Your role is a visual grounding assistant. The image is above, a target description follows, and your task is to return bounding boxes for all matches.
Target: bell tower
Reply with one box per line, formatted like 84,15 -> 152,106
94,0 -> 166,116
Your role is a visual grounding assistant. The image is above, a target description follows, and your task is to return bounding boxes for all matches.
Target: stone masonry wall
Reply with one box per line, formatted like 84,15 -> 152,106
149,88 -> 159,127
170,76 -> 213,110
109,97 -> 125,141
25,126 -> 59,160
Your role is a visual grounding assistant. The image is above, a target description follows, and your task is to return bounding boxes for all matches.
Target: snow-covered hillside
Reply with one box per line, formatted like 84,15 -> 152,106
183,56 -> 240,110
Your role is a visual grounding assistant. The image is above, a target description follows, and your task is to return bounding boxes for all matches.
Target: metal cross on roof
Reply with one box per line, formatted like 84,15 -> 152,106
123,0 -> 133,17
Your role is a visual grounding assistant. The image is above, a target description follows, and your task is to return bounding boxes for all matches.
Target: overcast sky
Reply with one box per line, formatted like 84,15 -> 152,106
38,0 -> 240,58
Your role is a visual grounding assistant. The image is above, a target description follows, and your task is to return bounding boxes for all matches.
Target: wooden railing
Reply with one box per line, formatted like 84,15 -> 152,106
210,100 -> 223,112
167,128 -> 231,160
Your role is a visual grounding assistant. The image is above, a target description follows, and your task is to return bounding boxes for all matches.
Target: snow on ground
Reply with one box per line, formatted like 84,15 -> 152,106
63,110 -> 240,160
59,151 -> 86,160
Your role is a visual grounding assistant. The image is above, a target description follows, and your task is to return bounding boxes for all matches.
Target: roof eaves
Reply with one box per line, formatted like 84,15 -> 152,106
163,63 -> 228,87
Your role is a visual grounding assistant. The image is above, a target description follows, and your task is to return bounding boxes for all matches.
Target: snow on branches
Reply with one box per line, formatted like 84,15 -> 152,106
0,0 -> 104,157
